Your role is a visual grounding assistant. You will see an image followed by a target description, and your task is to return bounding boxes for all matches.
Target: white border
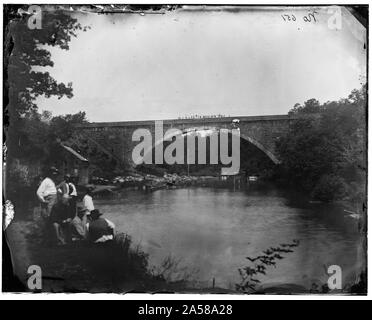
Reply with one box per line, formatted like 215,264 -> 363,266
1,0 -> 370,300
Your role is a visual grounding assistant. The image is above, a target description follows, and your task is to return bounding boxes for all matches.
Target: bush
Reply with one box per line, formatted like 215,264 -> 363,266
311,174 -> 347,202
6,166 -> 37,210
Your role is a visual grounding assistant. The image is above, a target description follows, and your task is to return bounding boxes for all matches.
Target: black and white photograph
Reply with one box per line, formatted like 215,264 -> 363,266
2,4 -> 368,296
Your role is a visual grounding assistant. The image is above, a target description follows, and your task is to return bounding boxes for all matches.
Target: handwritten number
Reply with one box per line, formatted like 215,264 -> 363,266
303,12 -> 317,23
282,14 -> 297,22
308,12 -> 317,22
282,11 -> 317,23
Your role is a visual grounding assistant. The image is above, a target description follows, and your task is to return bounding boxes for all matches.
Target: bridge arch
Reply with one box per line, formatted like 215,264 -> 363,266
134,127 -> 280,167
238,132 -> 280,165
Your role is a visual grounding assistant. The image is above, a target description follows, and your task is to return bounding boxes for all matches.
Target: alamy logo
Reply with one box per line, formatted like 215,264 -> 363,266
132,121 -> 240,175
327,6 -> 342,30
327,265 -> 342,290
27,5 -> 42,30
27,265 -> 42,290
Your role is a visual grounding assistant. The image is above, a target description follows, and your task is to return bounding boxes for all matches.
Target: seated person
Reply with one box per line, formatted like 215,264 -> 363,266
70,207 -> 88,241
87,209 -> 115,243
50,200 -> 75,245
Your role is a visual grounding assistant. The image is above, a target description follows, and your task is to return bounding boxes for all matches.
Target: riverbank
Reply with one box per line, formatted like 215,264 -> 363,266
101,173 -> 219,191
5,209 -> 237,293
4,182 -> 366,294
88,174 -> 223,199
5,215 -> 181,292
5,214 -> 365,294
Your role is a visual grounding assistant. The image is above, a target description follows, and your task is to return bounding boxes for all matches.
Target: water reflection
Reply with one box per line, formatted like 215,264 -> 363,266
96,184 -> 362,289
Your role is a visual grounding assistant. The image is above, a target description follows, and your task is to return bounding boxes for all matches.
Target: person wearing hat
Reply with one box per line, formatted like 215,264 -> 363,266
87,209 -> 115,243
70,206 -> 88,241
36,167 -> 59,221
57,174 -> 78,217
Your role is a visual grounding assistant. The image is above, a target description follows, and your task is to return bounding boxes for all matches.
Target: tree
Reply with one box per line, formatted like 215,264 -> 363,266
4,5 -> 89,159
49,111 -> 88,142
288,98 -> 322,115
276,85 -> 366,201
45,111 -> 88,166
276,117 -> 338,192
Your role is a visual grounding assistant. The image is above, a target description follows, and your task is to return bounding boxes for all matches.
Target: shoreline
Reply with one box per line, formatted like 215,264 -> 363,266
5,212 -> 365,294
4,181 -> 366,294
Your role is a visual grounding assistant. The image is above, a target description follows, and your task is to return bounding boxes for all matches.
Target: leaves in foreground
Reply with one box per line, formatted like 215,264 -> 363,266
236,239 -> 300,293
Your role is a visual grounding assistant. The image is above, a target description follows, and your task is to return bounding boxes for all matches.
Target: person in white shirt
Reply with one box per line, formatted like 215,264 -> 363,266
68,179 -> 77,196
36,167 -> 59,220
82,186 -> 95,216
70,207 -> 88,241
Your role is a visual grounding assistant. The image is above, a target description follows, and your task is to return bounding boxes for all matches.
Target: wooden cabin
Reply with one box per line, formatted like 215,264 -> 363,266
60,144 -> 89,185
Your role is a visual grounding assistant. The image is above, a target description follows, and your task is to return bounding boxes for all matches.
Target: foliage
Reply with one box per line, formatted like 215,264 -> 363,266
236,239 -> 300,293
6,6 -> 88,115
112,233 -> 150,279
3,7 -> 115,181
4,5 -> 89,161
311,174 -> 347,202
4,109 -> 90,209
46,111 -> 89,166
6,107 -> 121,185
49,112 -> 88,141
276,85 -> 366,201
150,255 -> 198,284
288,98 -> 322,115
11,110 -> 88,166
66,131 -> 121,179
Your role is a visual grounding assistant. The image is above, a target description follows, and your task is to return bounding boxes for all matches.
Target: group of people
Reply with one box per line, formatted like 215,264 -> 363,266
36,167 -> 115,246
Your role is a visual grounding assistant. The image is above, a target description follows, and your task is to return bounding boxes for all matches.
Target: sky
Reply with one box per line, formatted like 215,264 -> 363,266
35,6 -> 366,122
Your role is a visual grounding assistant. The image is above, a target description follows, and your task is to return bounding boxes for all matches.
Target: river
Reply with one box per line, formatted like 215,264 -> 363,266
95,183 -> 364,291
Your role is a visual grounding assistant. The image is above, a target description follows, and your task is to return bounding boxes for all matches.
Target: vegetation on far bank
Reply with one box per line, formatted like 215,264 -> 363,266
276,85 -> 366,204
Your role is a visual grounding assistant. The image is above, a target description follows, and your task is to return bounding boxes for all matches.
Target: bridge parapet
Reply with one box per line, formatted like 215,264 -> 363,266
76,114 -> 292,129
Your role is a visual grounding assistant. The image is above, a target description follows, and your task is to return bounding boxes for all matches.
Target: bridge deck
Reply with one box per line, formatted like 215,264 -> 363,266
76,114 -> 291,128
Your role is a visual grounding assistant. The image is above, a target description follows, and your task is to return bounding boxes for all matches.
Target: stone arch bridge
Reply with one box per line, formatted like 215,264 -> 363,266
75,115 -> 294,170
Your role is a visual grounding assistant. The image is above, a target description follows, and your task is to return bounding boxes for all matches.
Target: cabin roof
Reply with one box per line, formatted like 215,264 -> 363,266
61,144 -> 89,162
